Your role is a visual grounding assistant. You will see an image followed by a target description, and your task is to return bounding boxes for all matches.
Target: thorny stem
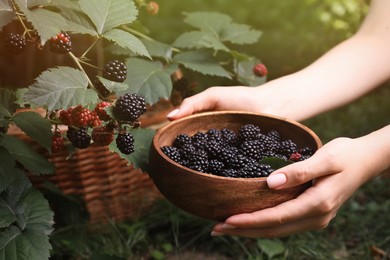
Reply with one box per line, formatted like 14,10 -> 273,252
67,52 -> 95,89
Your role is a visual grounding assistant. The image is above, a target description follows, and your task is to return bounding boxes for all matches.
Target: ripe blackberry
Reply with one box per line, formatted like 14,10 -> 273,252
267,130 -> 281,142
239,162 -> 264,178
203,139 -> 223,159
179,143 -> 197,160
173,133 -> 191,148
51,133 -> 65,153
238,124 -> 261,141
207,159 -> 225,175
113,93 -> 147,122
299,146 -> 315,156
258,164 -> 274,177
239,140 -> 264,160
4,33 -> 27,55
188,149 -> 209,172
220,128 -> 238,146
103,60 -> 127,82
253,63 -> 268,77
206,128 -> 223,142
94,101 -> 112,121
92,125 -> 114,146
66,126 -> 91,149
191,132 -> 208,149
116,132 -> 135,155
278,139 -> 298,157
217,146 -> 238,164
221,168 -> 240,178
230,153 -> 255,169
49,31 -> 71,54
161,146 -> 181,163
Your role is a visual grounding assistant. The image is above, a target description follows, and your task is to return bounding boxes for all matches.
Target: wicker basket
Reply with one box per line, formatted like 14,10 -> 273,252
9,102 -> 174,224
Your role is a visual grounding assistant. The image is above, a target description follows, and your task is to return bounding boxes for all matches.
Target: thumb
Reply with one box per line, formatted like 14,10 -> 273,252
266,153 -> 334,190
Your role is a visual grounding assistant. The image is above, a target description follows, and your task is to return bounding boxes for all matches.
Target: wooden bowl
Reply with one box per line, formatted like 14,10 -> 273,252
148,111 -> 322,222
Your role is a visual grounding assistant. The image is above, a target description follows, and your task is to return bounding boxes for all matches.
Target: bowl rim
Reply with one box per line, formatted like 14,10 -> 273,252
152,110 -> 322,182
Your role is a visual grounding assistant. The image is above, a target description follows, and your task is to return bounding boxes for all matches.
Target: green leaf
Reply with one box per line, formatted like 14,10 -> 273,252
173,31 -> 229,52
45,0 -> 82,11
0,135 -> 54,175
0,1 -> 15,29
173,50 -> 231,78
24,67 -> 98,111
109,128 -> 155,171
0,172 -> 54,260
183,12 -> 232,35
258,157 -> 293,170
0,147 -> 18,193
235,59 -> 267,86
27,0 -> 50,8
0,197 -> 16,228
12,111 -> 52,152
122,58 -> 173,105
103,29 -> 150,58
96,76 -> 129,95
141,39 -> 173,61
23,8 -> 69,44
59,8 -> 98,36
257,239 -> 286,258
221,23 -> 262,45
0,89 -> 17,117
78,0 -> 138,34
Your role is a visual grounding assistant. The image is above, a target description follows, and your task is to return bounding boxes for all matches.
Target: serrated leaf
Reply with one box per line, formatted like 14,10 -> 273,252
235,58 -> 267,86
0,135 -> 54,175
59,8 -> 98,36
183,12 -> 232,35
141,39 -> 173,61
103,29 -> 150,58
109,128 -> 155,170
0,89 -> 17,117
0,197 -> 17,228
25,67 -> 98,111
45,0 -> 82,11
13,111 -> 52,152
0,147 -> 17,193
27,0 -> 50,8
0,172 -> 53,260
23,8 -> 69,44
122,58 -> 172,105
221,23 -> 262,45
173,31 -> 229,52
173,50 -> 231,78
78,0 -> 138,34
0,1 -> 15,29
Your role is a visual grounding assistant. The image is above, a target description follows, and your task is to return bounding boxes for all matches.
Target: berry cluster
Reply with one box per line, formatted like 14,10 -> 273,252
59,105 -> 102,128
113,93 -> 147,123
103,60 -> 127,83
48,31 -> 72,54
161,124 -> 314,178
4,32 -> 27,55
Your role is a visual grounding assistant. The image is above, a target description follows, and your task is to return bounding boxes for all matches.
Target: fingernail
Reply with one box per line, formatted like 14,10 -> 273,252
267,173 -> 286,188
222,224 -> 236,229
211,231 -> 224,236
167,109 -> 179,119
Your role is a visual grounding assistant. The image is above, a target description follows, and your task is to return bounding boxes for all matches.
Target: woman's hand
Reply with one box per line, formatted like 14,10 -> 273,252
210,127 -> 390,238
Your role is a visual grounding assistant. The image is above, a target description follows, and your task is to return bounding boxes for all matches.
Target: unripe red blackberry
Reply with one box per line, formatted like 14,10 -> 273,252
71,105 -> 102,128
49,31 -> 71,54
66,126 -> 91,149
94,101 -> 112,121
116,132 -> 135,155
4,33 -> 27,55
253,63 -> 268,77
146,1 -> 159,15
59,108 -> 73,125
113,93 -> 147,122
51,133 -> 65,153
92,125 -> 114,146
103,60 -> 127,82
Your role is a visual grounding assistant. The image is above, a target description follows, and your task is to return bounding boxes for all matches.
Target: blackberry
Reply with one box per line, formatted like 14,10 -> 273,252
116,132 -> 135,155
49,31 -> 71,54
94,79 -> 111,98
239,140 -> 264,160
217,146 -> 238,164
66,126 -> 91,149
114,93 -> 147,122
179,143 -> 197,160
220,128 -> 238,146
299,146 -> 315,156
51,133 -> 65,153
207,159 -> 225,175
161,146 -> 181,163
267,130 -> 281,142
4,33 -> 27,55
230,153 -> 251,169
94,101 -> 112,121
191,132 -> 208,149
103,60 -> 127,82
173,133 -> 191,148
238,124 -> 261,141
206,128 -> 223,142
258,164 -> 274,177
71,105 -> 102,128
278,139 -> 298,157
203,139 -> 223,159
239,162 -> 264,178
221,168 -> 240,178
188,149 -> 209,172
